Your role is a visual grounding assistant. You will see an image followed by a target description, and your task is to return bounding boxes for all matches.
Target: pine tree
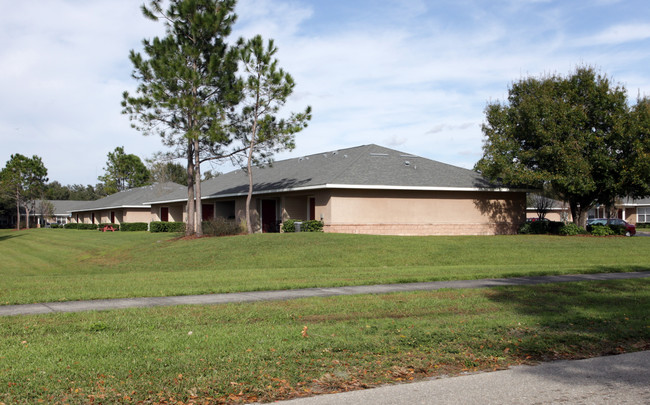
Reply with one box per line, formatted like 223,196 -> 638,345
123,0 -> 241,236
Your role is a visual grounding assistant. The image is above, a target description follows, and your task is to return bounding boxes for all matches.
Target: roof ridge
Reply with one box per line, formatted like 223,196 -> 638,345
327,145 -> 374,184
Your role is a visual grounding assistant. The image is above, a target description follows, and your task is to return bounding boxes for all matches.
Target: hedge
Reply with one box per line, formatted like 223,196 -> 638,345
202,218 -> 243,237
120,222 -> 148,232
64,223 -> 98,230
150,221 -> 186,233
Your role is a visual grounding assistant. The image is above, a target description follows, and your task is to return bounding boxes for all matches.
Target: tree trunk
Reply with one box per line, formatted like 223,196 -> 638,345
15,189 -> 20,231
193,137 -> 203,237
186,141 -> 195,237
246,129 -> 256,234
570,201 -> 588,228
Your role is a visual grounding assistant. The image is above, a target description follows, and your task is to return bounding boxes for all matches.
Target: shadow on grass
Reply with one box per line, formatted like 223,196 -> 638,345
487,279 -> 650,387
0,233 -> 23,242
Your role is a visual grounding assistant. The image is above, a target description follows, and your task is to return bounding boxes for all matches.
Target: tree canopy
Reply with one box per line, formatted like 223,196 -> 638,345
231,35 -> 312,233
0,154 -> 48,230
98,146 -> 151,194
475,67 -> 650,226
122,0 -> 242,236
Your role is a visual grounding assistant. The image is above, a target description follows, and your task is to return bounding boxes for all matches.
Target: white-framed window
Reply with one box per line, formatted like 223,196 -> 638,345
637,207 -> 650,223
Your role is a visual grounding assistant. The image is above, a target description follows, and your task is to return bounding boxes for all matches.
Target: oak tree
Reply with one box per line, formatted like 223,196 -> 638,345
0,154 -> 48,230
475,67 -> 650,226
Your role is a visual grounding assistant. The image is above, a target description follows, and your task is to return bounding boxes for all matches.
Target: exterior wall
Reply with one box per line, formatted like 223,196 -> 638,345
282,196 -> 309,221
625,207 -> 636,224
123,209 -> 153,223
526,209 -> 571,222
235,197 -> 260,232
324,189 -> 525,236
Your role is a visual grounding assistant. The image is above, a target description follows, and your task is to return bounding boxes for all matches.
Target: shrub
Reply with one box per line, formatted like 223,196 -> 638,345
302,220 -> 324,232
636,223 -> 650,229
558,223 -> 586,236
67,223 -> 97,230
282,219 -> 298,233
608,225 -> 628,236
120,222 -> 148,232
282,219 -> 324,233
50,223 -> 59,229
150,221 -> 186,233
590,225 -> 614,236
202,218 -> 243,237
518,220 -> 563,235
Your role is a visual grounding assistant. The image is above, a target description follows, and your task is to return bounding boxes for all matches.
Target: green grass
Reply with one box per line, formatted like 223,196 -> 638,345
1,279 -> 648,404
1,229 -> 650,304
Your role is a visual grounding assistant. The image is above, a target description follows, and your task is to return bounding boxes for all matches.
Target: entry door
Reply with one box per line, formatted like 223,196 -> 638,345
160,207 -> 169,222
261,200 -> 277,233
202,204 -> 214,221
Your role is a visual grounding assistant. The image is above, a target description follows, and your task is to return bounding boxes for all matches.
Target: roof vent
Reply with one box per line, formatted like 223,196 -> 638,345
343,154 -> 348,158
404,161 -> 410,166
332,151 -> 338,155
370,153 -> 389,157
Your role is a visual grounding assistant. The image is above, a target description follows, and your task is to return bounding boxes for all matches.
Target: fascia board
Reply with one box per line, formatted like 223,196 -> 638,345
194,184 -> 525,200
68,205 -> 150,213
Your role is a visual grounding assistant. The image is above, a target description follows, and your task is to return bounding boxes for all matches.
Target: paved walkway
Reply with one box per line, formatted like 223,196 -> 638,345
275,351 -> 650,404
2,271 -> 649,316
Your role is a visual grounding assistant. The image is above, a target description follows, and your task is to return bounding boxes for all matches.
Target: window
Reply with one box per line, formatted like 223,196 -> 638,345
637,207 -> 650,223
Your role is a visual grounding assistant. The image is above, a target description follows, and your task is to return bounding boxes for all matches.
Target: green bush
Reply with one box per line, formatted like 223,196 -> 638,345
282,219 -> 298,233
282,219 -> 324,233
636,223 -> 650,229
202,218 -> 243,237
558,223 -> 586,236
608,225 -> 628,236
120,222 -> 148,232
518,220 -> 563,235
67,223 -> 97,230
590,225 -> 615,236
302,220 -> 324,232
50,223 -> 60,229
150,221 -> 186,233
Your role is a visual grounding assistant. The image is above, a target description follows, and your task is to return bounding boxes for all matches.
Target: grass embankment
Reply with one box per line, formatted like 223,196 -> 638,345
1,279 -> 648,404
1,229 -> 650,304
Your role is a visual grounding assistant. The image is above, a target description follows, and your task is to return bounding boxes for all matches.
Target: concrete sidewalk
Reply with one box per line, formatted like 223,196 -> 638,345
275,351 -> 650,404
2,271 -> 649,317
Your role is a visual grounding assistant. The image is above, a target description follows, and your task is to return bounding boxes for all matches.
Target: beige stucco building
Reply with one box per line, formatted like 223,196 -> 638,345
147,145 -> 527,236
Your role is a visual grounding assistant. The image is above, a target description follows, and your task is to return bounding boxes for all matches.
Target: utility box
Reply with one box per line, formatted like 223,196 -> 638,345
294,221 -> 303,232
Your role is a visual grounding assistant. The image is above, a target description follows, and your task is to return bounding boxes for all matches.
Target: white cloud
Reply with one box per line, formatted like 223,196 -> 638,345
581,23 -> 650,46
1,0 -> 649,184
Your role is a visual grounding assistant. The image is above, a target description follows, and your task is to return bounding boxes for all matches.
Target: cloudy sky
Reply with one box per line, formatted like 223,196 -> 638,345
1,0 -> 649,186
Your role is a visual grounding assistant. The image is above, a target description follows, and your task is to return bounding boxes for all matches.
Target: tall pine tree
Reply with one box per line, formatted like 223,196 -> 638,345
122,0 -> 241,236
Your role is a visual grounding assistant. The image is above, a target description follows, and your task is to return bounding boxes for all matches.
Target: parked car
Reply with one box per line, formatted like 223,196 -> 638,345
586,218 -> 636,236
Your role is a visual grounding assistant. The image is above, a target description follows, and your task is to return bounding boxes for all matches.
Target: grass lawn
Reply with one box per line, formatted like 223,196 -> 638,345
1,228 -> 650,304
1,279 -> 648,404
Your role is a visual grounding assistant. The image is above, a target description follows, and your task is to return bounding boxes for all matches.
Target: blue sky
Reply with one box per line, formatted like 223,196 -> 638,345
1,0 -> 649,185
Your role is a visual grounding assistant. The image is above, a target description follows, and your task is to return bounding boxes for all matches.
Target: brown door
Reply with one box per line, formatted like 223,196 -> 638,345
110,211 -> 115,223
202,204 -> 214,221
309,197 -> 316,220
161,207 -> 169,222
261,200 -> 277,233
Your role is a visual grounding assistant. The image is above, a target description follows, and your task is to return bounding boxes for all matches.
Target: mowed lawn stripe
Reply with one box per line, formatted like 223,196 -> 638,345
1,229 -> 649,305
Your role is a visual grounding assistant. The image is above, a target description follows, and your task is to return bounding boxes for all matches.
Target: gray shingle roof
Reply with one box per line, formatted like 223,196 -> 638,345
36,200 -> 88,216
69,182 -> 185,212
622,196 -> 650,206
147,144 -> 501,204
